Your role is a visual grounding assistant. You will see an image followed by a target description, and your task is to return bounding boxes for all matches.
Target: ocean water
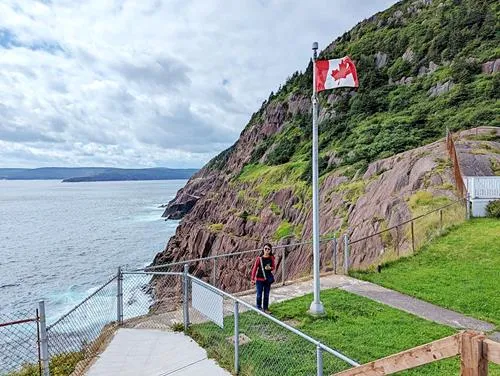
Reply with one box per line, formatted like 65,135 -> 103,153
0,179 -> 185,323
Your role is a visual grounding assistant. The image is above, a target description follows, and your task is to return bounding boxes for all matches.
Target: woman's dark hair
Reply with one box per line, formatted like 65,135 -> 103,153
260,242 -> 273,256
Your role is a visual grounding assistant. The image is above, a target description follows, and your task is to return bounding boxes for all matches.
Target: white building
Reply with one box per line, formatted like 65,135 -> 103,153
465,176 -> 500,217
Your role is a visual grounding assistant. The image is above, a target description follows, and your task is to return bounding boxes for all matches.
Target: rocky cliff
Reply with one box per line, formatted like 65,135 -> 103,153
153,0 -> 499,292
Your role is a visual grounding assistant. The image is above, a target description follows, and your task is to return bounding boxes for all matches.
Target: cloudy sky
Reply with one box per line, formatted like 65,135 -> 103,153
0,0 -> 397,169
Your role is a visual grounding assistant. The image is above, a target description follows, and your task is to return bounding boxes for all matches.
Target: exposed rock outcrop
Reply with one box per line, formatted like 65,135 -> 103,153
375,52 -> 388,69
428,80 -> 454,97
154,127 -> 499,293
481,59 -> 500,74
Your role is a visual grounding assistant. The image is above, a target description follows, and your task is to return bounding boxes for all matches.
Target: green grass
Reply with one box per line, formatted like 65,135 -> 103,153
7,352 -> 84,376
236,162 -> 309,199
189,289 -> 500,375
207,223 -> 224,233
352,218 -> 500,327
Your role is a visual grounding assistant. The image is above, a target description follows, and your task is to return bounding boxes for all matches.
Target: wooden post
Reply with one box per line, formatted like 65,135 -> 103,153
484,339 -> 500,365
334,333 -> 460,376
440,209 -> 443,232
460,331 -> 487,376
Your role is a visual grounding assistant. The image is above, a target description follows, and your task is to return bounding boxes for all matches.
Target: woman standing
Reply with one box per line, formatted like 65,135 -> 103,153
251,243 -> 275,313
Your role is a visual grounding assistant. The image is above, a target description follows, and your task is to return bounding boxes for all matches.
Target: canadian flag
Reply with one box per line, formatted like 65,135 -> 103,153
315,56 -> 359,92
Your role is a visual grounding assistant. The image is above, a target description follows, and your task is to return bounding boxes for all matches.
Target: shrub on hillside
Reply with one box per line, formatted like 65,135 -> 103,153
485,200 -> 500,218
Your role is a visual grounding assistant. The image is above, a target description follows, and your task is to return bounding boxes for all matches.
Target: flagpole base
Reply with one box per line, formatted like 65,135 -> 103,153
308,301 -> 325,316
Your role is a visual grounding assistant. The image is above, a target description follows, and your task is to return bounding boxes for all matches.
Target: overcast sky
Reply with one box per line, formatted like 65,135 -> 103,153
0,0 -> 397,169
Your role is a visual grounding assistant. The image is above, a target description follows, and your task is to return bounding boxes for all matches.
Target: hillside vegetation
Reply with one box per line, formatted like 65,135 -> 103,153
210,0 -> 498,180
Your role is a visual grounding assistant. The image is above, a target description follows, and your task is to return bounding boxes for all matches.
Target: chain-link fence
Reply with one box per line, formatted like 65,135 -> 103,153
0,310 -> 40,376
120,271 -> 184,330
45,275 -> 117,376
348,200 -> 466,269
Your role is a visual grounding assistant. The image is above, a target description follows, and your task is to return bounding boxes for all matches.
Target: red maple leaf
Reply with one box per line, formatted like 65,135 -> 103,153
331,59 -> 352,81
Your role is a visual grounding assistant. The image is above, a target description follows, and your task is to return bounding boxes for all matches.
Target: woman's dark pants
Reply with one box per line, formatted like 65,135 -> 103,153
256,280 -> 271,310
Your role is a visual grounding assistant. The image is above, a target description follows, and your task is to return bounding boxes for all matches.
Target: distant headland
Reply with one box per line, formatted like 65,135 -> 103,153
0,167 -> 198,182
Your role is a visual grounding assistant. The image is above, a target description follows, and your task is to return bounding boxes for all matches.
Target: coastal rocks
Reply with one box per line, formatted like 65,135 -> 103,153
428,80 -> 454,97
162,198 -> 198,219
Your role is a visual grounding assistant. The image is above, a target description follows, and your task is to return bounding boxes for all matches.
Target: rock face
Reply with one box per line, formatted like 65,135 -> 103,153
481,59 -> 500,74
154,125 -> 500,293
428,81 -> 454,97
375,52 -> 388,69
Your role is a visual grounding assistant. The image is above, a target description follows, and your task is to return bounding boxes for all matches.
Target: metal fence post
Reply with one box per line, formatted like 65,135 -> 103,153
282,248 -> 287,286
183,264 -> 190,331
332,236 -> 337,274
343,234 -> 350,274
212,258 -> 217,287
316,345 -> 323,376
117,266 -> 123,325
234,301 -> 240,374
38,300 -> 50,376
466,193 -> 471,220
411,221 -> 415,253
395,225 -> 400,256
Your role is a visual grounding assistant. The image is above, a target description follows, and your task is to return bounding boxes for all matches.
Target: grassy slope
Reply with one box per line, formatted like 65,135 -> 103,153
352,218 -> 500,327
190,289 -> 500,375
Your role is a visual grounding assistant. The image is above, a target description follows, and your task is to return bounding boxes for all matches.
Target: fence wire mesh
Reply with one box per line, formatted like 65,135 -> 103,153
121,272 -> 183,330
45,275 -> 117,376
0,310 -> 40,376
234,309 -> 318,376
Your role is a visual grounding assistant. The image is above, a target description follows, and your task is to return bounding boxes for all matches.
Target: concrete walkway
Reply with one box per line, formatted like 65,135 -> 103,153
85,328 -> 231,376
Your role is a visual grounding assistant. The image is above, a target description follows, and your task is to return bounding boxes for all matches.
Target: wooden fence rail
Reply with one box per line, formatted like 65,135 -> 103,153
333,331 -> 500,376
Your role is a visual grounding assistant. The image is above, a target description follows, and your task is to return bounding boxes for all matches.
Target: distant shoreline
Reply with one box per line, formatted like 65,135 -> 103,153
0,167 -> 198,182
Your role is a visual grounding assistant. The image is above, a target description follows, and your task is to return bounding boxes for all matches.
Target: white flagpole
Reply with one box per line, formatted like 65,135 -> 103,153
309,41 -> 325,315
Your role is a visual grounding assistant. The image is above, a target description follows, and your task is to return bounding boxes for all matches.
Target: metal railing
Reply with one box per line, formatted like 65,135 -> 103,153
0,309 -> 41,376
348,199 -> 466,268
114,269 -> 359,375
185,273 -> 359,375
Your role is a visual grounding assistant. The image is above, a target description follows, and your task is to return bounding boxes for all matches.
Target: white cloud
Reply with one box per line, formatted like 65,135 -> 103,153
0,0 -> 397,168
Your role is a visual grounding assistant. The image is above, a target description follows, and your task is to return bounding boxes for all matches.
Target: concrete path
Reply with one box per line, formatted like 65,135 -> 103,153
85,328 -> 231,376
239,274 -> 496,333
